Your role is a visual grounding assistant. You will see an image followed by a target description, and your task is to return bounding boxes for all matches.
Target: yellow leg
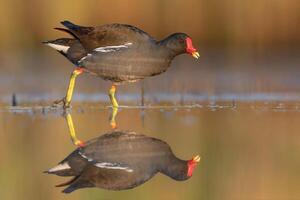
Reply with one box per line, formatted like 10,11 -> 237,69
110,107 -> 118,129
64,68 -> 84,108
109,85 -> 119,108
65,113 -> 85,147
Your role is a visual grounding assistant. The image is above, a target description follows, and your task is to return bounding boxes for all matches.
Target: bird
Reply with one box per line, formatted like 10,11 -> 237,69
45,130 -> 201,193
44,21 -> 200,108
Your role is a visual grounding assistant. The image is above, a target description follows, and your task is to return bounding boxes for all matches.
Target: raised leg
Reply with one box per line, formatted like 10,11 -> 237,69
108,84 -> 119,108
64,68 -> 84,108
65,113 -> 85,147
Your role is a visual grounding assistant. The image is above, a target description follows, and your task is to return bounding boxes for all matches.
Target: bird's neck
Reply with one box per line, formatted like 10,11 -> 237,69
160,157 -> 188,181
157,36 -> 182,59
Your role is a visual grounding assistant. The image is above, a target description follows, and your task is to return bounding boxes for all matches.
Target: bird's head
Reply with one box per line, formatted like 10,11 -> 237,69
163,33 -> 200,59
187,155 -> 201,177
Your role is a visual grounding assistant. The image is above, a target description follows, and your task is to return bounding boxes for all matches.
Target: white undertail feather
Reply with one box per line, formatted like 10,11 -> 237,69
48,162 -> 71,173
46,43 -> 70,53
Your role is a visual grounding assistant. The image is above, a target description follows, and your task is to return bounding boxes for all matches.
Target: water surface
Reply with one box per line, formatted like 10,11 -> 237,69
0,102 -> 299,200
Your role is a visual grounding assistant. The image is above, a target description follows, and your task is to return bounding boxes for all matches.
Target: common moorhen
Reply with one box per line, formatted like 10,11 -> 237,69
45,130 -> 200,193
44,21 -> 199,108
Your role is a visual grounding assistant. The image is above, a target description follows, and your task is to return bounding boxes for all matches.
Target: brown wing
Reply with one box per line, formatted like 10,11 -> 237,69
60,21 -> 155,51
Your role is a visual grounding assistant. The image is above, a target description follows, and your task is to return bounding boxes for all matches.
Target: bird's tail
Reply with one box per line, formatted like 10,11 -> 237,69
60,176 -> 94,194
53,27 -> 78,38
61,20 -> 94,36
55,176 -> 79,188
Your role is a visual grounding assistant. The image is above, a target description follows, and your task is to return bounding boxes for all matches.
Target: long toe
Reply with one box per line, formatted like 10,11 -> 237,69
63,103 -> 71,109
52,97 -> 65,107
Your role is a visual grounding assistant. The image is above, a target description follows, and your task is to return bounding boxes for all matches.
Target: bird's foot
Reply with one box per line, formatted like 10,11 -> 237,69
52,97 -> 65,106
52,97 -> 71,109
63,102 -> 71,110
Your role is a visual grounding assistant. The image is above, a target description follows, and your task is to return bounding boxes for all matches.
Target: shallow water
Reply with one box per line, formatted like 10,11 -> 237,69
0,101 -> 299,200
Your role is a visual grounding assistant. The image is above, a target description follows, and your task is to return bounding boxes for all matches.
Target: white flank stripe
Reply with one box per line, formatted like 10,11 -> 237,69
78,151 -> 133,172
78,53 -> 92,63
46,43 -> 70,53
79,42 -> 132,63
78,151 -> 93,162
48,162 -> 71,173
94,162 -> 134,172
94,42 -> 132,53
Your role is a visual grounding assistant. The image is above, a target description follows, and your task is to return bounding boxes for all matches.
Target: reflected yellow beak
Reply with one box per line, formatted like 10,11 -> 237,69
193,155 -> 201,163
192,51 -> 200,59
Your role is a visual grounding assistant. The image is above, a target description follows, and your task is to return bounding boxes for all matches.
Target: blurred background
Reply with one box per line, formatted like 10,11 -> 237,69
0,0 -> 300,200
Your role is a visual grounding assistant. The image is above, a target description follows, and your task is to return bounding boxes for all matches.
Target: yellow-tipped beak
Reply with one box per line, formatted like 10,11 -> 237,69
193,155 -> 201,163
192,51 -> 200,59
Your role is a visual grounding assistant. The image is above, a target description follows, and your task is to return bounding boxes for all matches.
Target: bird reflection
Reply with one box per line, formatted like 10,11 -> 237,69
65,112 -> 85,147
45,130 -> 201,193
64,107 -> 119,148
109,107 -> 118,129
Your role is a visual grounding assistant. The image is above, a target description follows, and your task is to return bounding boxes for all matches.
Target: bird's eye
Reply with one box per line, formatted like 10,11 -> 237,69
178,38 -> 185,43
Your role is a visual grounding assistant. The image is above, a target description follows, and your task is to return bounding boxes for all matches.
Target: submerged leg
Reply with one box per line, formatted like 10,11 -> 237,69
65,113 -> 85,147
108,84 -> 119,108
64,68 -> 84,108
